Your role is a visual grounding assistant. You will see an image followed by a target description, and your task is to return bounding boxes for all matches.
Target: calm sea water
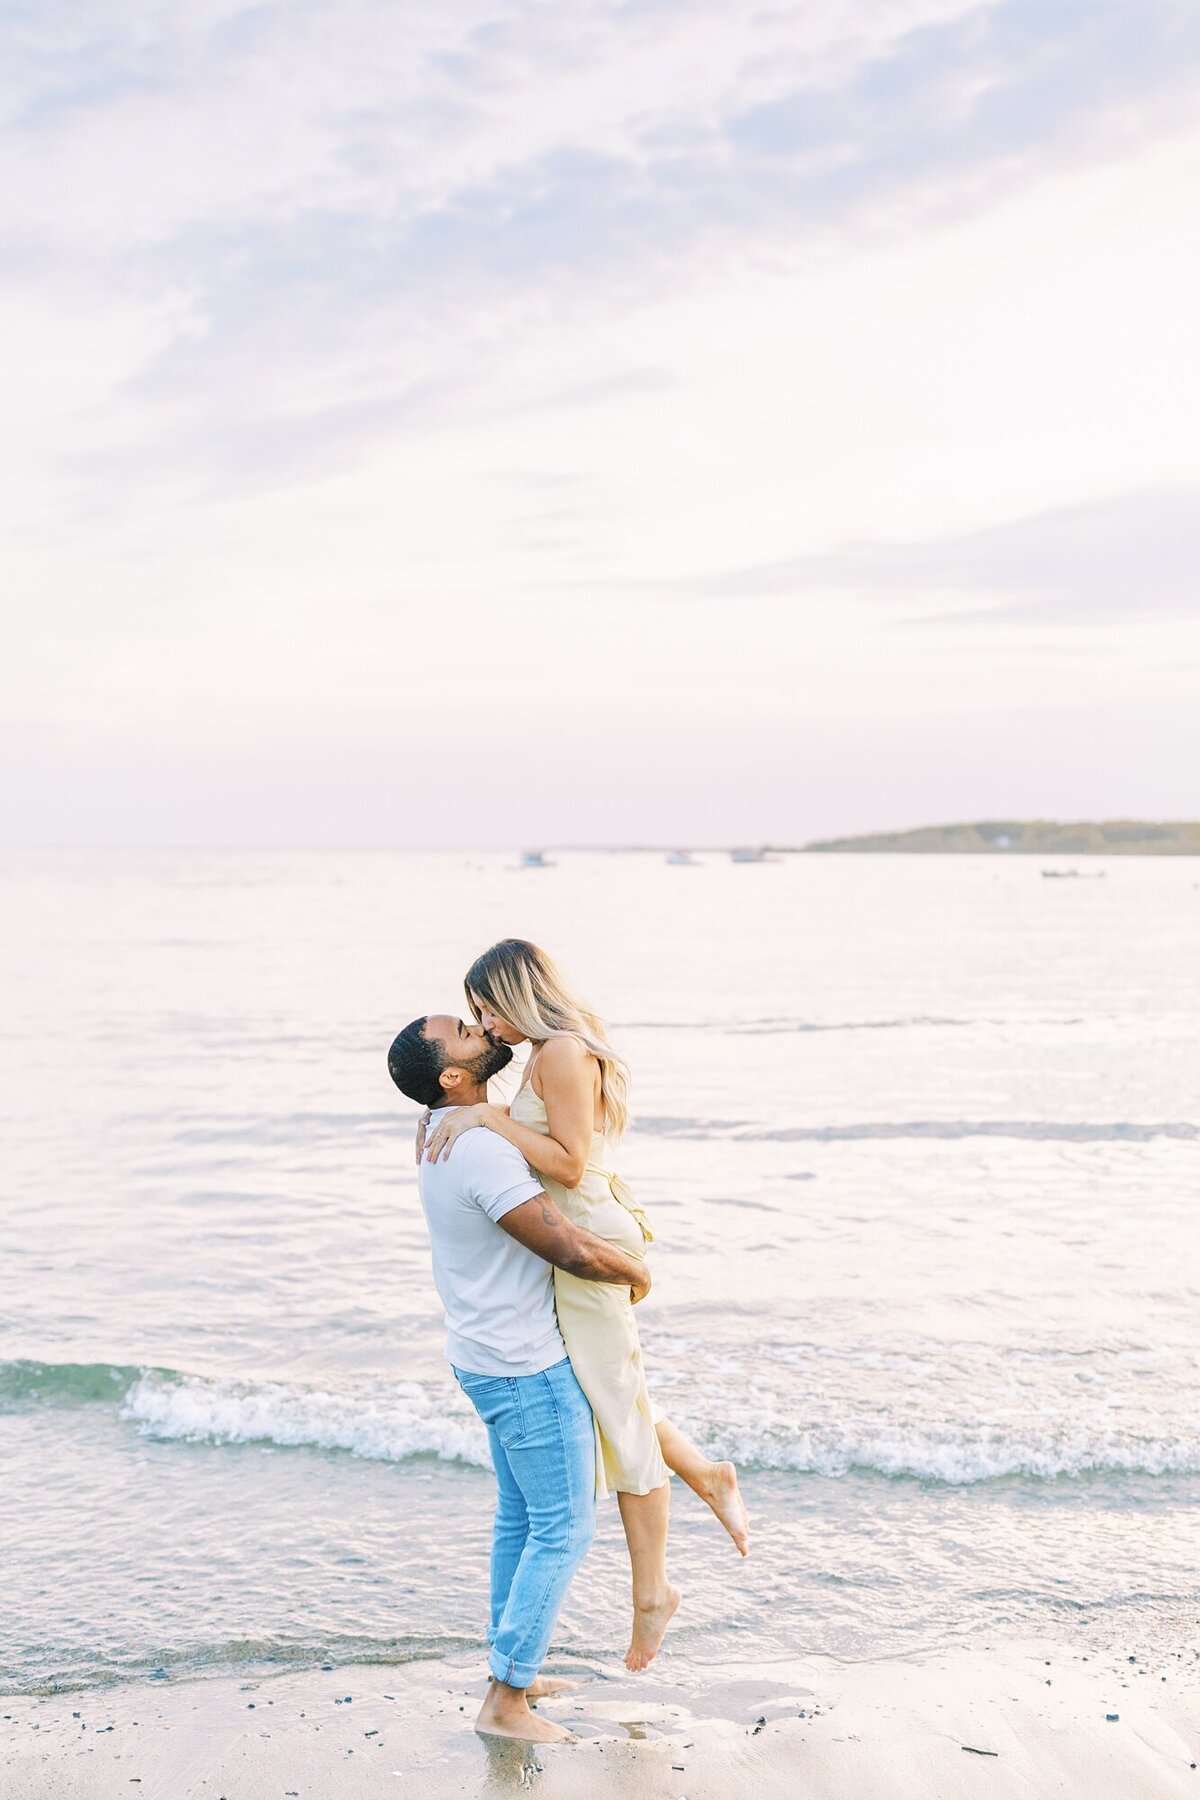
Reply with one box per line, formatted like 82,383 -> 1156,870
2,848 -> 1198,1694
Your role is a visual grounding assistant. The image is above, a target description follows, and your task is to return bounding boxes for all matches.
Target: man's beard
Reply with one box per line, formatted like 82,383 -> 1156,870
462,1038 -> 513,1084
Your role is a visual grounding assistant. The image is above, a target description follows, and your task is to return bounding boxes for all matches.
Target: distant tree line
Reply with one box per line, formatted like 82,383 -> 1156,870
800,820 -> 1200,855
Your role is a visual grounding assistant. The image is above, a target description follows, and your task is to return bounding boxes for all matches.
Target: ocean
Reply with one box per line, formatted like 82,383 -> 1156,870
2,847 -> 1197,1696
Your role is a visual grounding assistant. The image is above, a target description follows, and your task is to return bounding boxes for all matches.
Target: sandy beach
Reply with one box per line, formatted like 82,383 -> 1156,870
5,1630 -> 1199,1799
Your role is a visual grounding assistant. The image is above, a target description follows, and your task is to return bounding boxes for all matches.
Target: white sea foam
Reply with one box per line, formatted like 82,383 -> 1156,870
121,1371 -> 490,1467
712,1421 -> 1200,1483
117,1367 -> 1200,1484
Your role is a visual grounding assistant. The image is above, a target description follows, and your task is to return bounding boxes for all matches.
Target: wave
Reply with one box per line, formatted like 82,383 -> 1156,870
121,1369 -> 490,1465
6,1360 -> 1199,1487
0,1359 -> 145,1407
114,1108 -> 1198,1149
0,1360 -> 489,1465
633,1117 -> 1199,1142
135,1110 -> 403,1146
615,1015 -> 983,1034
94,1372 -> 1200,1483
9,1630 -> 479,1697
714,1423 -> 1200,1484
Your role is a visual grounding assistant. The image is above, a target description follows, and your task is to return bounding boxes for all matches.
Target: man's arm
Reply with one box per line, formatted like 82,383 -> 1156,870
498,1194 -> 650,1302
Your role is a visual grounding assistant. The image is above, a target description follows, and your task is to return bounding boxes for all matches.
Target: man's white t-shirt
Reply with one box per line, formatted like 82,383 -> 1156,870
416,1110 -> 567,1378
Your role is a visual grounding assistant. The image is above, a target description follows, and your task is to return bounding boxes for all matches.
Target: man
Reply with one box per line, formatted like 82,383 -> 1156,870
387,1011 -> 649,1744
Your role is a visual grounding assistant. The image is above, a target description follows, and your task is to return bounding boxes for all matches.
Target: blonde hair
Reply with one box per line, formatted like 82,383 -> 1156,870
464,939 -> 630,1138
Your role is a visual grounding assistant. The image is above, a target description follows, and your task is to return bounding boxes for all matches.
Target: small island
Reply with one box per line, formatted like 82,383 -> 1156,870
801,820 -> 1200,855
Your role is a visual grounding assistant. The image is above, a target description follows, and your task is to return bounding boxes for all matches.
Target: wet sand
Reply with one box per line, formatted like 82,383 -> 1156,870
5,1634 -> 1198,1798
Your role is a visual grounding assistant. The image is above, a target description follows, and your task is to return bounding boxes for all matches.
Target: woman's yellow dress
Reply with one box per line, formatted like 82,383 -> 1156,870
508,1083 -> 669,1498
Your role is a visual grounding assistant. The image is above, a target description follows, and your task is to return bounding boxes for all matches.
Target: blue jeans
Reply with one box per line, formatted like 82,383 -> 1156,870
453,1357 -> 596,1689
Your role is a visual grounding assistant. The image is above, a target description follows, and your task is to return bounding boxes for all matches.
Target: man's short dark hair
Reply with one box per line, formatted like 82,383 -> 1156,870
387,1017 -> 445,1108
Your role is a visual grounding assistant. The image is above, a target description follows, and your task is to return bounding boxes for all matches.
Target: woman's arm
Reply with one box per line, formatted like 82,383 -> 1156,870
416,1103 -> 507,1164
423,1037 -> 595,1187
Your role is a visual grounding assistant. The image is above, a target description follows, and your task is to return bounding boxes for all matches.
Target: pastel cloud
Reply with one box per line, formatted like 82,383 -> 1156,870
688,488 -> 1200,623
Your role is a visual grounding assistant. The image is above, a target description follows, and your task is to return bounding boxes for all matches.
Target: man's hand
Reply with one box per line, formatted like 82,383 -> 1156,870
630,1263 -> 651,1306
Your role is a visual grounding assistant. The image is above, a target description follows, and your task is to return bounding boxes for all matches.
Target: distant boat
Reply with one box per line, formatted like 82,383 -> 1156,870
665,850 -> 698,866
1041,868 -> 1105,880
729,847 -> 775,863
518,849 -> 555,869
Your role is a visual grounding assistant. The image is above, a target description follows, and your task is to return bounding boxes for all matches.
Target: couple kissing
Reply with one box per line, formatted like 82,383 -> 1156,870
387,937 -> 748,1743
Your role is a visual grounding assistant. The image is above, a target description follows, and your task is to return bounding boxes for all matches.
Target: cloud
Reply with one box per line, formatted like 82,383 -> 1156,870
688,488 -> 1200,624
3,1 -> 1200,848
9,2 -> 1199,415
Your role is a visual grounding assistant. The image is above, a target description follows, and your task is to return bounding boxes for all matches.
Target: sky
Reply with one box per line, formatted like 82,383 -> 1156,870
2,0 -> 1199,847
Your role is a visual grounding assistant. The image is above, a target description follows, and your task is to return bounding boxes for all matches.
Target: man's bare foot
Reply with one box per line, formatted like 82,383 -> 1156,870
625,1584 -> 681,1672
526,1675 -> 577,1703
475,1679 -> 576,1743
476,1709 -> 575,1744
702,1460 -> 750,1555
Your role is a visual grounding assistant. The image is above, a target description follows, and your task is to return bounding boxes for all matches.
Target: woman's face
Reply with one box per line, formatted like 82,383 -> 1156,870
468,990 -> 526,1047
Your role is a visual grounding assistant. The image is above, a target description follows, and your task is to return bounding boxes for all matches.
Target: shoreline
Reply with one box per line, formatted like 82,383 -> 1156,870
5,1630 -> 1198,1798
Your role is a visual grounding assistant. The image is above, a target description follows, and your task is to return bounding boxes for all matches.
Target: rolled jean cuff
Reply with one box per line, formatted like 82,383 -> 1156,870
488,1644 -> 542,1690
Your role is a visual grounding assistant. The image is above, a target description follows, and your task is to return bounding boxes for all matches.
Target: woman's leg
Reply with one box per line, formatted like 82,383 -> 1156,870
655,1416 -> 750,1556
616,1482 -> 680,1671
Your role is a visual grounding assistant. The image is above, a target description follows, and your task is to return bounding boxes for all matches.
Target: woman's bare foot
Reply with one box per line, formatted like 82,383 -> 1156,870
702,1460 -> 750,1555
526,1675 -> 577,1703
625,1584 -> 681,1672
475,1678 -> 576,1743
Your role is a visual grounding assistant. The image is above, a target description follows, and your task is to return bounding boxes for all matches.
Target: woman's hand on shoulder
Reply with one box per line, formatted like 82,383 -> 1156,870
414,1108 -> 431,1166
423,1102 -> 500,1164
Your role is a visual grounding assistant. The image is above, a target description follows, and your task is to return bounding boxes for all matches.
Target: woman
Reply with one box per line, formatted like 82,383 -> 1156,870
419,938 -> 748,1673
